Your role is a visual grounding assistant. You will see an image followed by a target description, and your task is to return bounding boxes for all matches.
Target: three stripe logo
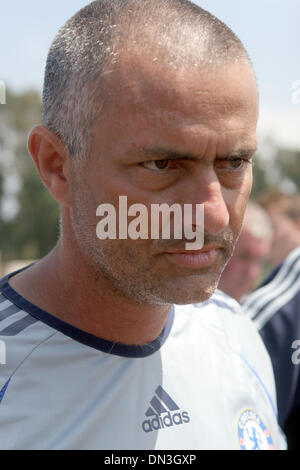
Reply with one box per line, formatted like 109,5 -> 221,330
145,385 -> 180,416
142,385 -> 190,433
0,294 -> 38,336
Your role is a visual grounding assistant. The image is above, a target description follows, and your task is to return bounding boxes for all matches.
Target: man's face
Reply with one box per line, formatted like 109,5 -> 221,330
69,58 -> 258,305
218,230 -> 271,302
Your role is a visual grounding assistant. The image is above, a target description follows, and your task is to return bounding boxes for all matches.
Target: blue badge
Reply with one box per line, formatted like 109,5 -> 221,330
237,409 -> 274,450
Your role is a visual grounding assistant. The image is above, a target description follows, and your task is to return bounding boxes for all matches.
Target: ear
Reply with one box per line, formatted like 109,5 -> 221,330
28,125 -> 72,207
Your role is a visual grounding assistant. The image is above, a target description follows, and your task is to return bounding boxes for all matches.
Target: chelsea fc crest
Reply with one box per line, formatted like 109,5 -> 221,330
237,409 -> 275,450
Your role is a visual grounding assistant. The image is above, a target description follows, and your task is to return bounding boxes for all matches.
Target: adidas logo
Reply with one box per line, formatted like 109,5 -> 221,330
142,385 -> 190,433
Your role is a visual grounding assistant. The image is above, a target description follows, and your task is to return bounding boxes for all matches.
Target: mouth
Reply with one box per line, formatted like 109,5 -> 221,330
163,246 -> 221,269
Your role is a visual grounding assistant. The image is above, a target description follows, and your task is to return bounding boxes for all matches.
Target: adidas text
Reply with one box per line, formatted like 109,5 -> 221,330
142,410 -> 190,433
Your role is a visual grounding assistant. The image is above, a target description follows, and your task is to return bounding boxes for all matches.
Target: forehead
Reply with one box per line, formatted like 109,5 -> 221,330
94,56 -> 258,157
106,52 -> 257,115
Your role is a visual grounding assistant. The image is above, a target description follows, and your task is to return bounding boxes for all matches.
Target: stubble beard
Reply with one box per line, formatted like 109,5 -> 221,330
69,180 -> 235,306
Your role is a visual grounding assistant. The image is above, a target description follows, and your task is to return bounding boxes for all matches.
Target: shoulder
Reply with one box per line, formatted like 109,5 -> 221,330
203,288 -> 242,314
242,245 -> 300,330
175,290 -> 279,422
177,289 -> 274,376
211,290 -> 275,377
0,272 -> 56,397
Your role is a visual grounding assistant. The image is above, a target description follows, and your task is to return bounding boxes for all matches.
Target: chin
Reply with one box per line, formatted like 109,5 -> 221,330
155,280 -> 218,305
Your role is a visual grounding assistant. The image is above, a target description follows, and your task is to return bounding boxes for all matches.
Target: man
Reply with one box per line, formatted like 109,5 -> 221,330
257,190 -> 300,267
218,201 -> 273,302
243,195 -> 300,449
0,0 -> 285,449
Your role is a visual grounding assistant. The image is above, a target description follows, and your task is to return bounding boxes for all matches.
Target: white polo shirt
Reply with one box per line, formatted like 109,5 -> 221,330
0,269 -> 286,450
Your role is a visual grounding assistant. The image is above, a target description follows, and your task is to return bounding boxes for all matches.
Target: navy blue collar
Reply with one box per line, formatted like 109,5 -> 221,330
0,266 -> 175,358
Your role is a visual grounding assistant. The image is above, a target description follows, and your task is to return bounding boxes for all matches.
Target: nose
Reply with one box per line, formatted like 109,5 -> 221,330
203,182 -> 230,235
189,170 -> 230,235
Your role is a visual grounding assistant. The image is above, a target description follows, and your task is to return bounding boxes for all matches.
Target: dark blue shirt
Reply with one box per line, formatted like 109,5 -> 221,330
242,245 -> 300,448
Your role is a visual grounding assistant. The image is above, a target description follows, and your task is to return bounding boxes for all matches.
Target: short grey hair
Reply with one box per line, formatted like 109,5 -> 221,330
43,0 -> 251,160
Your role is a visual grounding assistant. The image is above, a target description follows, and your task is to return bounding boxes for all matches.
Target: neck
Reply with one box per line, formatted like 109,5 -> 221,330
8,225 -> 171,346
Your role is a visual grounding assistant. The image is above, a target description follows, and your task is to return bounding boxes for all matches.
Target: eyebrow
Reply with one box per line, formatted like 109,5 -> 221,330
141,148 -> 195,160
220,148 -> 257,159
129,146 -> 257,160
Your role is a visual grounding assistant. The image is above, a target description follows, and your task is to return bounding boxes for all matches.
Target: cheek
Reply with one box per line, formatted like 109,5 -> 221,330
223,166 -> 252,226
225,195 -> 250,240
241,167 -> 253,203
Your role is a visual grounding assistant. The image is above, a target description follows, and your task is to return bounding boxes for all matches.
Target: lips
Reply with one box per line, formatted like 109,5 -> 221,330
164,244 -> 221,255
163,246 -> 220,269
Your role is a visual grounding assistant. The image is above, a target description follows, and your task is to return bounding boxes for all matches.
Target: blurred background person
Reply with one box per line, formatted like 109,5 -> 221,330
243,245 -> 300,449
257,190 -> 300,267
243,192 -> 300,449
218,201 -> 273,302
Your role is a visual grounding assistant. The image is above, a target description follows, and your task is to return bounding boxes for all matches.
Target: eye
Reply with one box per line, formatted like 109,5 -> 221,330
141,159 -> 178,172
230,158 -> 244,169
215,157 -> 252,171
